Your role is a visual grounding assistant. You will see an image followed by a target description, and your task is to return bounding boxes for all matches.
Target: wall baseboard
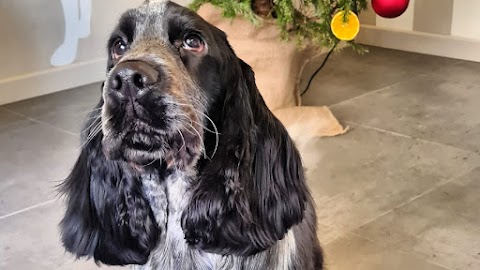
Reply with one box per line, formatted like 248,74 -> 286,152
0,58 -> 107,105
357,25 -> 480,62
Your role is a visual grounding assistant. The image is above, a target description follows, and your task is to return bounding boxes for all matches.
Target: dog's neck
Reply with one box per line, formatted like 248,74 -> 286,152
139,169 -> 220,269
137,169 -> 298,270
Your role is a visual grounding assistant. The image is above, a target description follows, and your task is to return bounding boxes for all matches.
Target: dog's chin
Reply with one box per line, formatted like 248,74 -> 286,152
101,141 -> 159,174
102,128 -> 203,173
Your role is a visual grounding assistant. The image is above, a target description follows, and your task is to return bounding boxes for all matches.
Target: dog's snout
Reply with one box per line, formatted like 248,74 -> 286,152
109,61 -> 159,98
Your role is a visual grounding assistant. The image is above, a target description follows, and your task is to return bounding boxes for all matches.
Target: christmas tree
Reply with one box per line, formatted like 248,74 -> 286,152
190,0 -> 369,50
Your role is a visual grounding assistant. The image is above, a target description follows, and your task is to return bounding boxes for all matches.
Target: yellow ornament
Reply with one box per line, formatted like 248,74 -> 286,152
330,11 -> 360,41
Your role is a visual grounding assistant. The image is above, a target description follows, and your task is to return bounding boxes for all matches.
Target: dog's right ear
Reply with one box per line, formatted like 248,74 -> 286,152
59,102 -> 160,266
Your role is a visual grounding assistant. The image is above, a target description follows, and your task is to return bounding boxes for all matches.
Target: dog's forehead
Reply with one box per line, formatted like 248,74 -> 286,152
137,0 -> 169,19
133,0 -> 170,39
128,0 -> 201,40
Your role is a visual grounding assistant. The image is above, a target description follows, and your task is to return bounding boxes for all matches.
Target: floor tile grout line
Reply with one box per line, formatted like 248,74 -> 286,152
319,226 -> 455,270
318,166 -> 475,270
0,107 -> 32,128
2,107 -> 78,137
345,121 -> 480,157
318,121 -> 479,219
352,165 -> 479,233
315,221 -> 341,245
328,74 -> 426,108
345,223 -> 455,270
315,115 -> 477,269
0,199 -> 56,220
0,106 -> 30,120
345,121 -> 413,139
317,223 -> 454,270
395,249 -> 456,270
317,222 -> 371,246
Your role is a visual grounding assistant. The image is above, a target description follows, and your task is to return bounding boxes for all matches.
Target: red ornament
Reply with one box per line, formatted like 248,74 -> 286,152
372,0 -> 410,18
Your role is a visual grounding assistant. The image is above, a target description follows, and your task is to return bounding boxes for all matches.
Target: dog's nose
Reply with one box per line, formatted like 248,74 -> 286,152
109,61 -> 159,98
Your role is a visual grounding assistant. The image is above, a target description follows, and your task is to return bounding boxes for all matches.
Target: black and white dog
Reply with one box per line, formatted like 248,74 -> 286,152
59,1 -> 323,269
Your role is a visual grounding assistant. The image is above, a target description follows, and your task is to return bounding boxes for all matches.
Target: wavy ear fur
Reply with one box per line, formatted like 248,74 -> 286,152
182,59 -> 308,256
59,98 -> 160,265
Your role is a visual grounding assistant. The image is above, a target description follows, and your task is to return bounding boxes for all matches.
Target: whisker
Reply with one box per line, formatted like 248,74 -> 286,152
140,158 -> 159,168
85,123 -> 101,141
175,127 -> 186,154
176,114 -> 218,135
165,101 -> 220,134
78,107 -> 103,117
177,120 -> 204,158
77,123 -> 102,151
190,119 -> 219,135
81,117 -> 101,134
82,113 -> 101,123
183,121 -> 208,159
178,123 -> 196,136
85,107 -> 103,113
77,115 -> 113,151
165,101 -> 220,159
184,111 -> 219,159
86,123 -> 102,142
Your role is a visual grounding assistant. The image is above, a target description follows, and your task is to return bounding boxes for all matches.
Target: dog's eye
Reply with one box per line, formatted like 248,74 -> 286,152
112,39 -> 128,59
183,34 -> 205,53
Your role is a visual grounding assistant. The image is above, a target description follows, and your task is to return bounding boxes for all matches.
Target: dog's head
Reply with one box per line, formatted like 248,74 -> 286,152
60,0 -> 309,265
101,0 -> 238,170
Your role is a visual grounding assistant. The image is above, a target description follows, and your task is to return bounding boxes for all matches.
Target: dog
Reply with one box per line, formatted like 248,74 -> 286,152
59,1 -> 324,269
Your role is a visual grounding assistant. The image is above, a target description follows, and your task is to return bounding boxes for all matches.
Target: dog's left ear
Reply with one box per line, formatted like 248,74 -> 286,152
182,59 -> 308,256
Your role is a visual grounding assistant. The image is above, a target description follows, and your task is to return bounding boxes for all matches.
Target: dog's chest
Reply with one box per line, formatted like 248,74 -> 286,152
138,171 -> 295,270
139,171 -> 223,270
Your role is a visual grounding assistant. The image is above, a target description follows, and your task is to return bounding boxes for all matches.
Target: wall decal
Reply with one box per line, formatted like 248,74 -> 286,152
50,0 -> 91,66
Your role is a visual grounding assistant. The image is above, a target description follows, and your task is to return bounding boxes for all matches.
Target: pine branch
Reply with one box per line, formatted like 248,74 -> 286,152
190,0 -> 369,50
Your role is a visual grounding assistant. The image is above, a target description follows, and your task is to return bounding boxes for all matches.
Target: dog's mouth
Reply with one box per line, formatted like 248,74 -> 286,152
101,98 -> 203,172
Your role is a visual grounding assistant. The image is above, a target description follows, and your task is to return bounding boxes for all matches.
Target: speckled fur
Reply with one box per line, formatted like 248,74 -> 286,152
136,169 -> 320,270
59,1 -> 323,269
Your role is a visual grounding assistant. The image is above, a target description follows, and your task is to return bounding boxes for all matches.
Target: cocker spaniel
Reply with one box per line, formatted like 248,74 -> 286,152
59,1 -> 324,269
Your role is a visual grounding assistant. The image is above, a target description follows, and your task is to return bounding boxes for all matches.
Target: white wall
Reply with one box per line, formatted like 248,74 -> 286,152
451,1 -> 480,40
0,0 -> 190,105
375,0 -> 416,31
357,0 -> 480,62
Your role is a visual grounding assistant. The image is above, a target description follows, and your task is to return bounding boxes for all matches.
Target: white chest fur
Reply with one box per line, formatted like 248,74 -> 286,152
136,171 -> 222,270
135,171 -> 297,270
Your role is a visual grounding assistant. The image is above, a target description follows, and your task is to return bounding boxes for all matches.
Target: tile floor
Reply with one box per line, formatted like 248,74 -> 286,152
1,46 -> 479,269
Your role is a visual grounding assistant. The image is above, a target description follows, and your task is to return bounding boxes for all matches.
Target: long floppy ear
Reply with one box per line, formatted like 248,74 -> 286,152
182,59 -> 308,256
59,98 -> 160,265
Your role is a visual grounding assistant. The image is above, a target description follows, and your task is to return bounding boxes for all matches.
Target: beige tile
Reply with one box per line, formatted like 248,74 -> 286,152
316,222 -> 343,245
0,122 -> 78,215
300,46 -> 460,106
429,60 -> 480,83
0,108 -> 26,128
303,126 -> 480,231
331,75 -> 480,152
0,200 -> 125,270
4,83 -> 102,134
324,235 -> 449,270
355,167 -> 480,270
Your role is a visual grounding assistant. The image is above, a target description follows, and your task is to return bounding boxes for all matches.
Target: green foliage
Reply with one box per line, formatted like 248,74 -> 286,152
190,0 -> 368,51
190,0 -> 260,25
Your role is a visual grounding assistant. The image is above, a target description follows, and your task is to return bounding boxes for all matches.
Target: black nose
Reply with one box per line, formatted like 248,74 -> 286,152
109,61 -> 159,98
